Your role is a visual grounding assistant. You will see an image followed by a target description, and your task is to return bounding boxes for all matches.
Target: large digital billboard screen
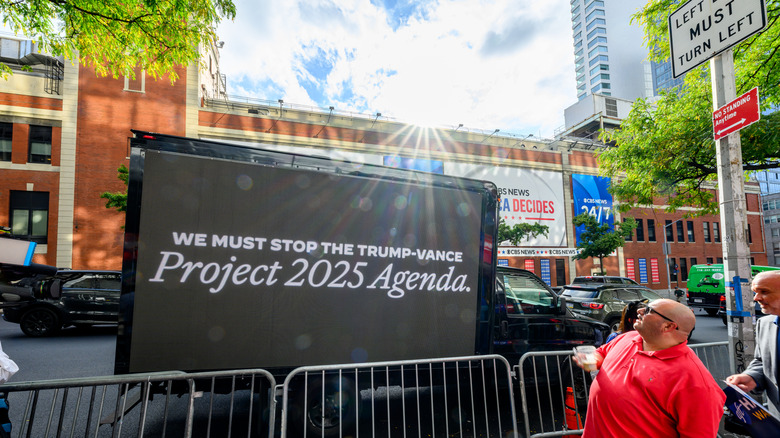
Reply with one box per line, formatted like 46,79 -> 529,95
121,148 -> 489,373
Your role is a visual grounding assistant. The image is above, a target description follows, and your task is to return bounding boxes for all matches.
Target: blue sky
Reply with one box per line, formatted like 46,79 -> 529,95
216,0 -> 586,138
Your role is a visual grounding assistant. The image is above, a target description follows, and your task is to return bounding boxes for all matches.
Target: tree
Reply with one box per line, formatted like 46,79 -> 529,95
0,0 -> 236,80
598,0 -> 780,215
572,214 -> 636,275
101,164 -> 128,214
497,219 -> 549,246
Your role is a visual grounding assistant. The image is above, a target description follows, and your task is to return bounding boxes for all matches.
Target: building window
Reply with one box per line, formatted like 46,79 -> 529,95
713,222 -> 721,242
585,0 -> 604,13
0,122 -> 11,161
588,45 -> 608,58
587,36 -> 607,48
10,191 -> 49,244
587,18 -> 606,31
706,257 -> 714,264
665,220 -> 674,242
687,221 -> 695,242
124,68 -> 145,93
647,219 -> 656,242
585,8 -> 605,22
691,257 -> 697,268
680,258 -> 688,281
670,258 -> 678,282
587,27 -> 606,40
772,228 -> 780,238
676,221 -> 684,242
636,219 -> 645,242
589,54 -> 608,66
748,224 -> 752,244
624,218 -> 633,241
703,222 -> 711,242
28,125 -> 52,164
717,257 -> 723,263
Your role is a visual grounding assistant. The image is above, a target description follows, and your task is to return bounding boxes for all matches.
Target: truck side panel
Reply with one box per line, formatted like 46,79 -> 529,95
116,134 -> 498,374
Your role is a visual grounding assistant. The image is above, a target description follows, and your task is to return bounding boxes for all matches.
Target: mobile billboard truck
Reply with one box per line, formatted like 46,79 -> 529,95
687,264 -> 780,315
117,132 -> 607,435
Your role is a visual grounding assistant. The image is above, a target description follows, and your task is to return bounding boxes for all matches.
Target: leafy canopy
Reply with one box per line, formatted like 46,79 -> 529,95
498,220 -> 549,246
573,214 -> 636,274
1,0 -> 236,80
101,164 -> 128,214
599,0 -> 780,215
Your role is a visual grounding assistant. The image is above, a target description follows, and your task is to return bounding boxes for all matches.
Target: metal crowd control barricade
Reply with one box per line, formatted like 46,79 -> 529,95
518,342 -> 732,438
279,354 -> 518,438
0,368 -> 276,438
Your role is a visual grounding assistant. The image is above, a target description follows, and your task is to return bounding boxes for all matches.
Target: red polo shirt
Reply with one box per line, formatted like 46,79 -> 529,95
582,331 -> 726,438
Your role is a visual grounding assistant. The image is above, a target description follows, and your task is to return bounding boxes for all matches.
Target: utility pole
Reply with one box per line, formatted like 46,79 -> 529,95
711,49 -> 755,374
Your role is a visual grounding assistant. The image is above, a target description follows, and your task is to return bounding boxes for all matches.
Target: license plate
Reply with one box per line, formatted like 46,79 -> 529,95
692,298 -> 703,303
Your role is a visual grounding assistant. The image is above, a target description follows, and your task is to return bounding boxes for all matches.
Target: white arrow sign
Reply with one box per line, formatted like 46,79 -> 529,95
717,118 -> 747,136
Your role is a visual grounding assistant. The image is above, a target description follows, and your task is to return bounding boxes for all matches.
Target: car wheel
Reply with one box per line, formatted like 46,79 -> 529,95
20,307 -> 61,337
705,308 -> 718,317
605,317 -> 620,334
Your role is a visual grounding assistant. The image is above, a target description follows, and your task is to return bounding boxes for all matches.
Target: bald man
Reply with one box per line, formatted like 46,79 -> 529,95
726,270 -> 780,416
574,299 -> 725,437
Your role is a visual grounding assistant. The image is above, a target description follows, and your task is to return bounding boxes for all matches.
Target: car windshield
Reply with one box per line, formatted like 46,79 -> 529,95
501,273 -> 554,314
572,277 -> 602,284
561,289 -> 599,299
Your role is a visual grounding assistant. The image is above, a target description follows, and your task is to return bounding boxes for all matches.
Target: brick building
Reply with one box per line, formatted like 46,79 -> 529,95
0,37 -> 767,291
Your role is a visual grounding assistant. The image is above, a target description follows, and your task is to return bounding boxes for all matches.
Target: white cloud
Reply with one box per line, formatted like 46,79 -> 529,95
216,0 -> 577,137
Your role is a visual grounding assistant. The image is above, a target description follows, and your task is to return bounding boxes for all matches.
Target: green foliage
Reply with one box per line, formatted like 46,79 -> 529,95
573,214 -> 636,273
100,164 -> 128,214
497,219 -> 549,246
0,0 -> 236,80
599,0 -> 780,215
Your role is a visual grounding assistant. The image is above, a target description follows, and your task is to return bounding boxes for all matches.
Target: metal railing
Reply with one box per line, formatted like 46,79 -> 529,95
279,354 -> 519,438
0,369 -> 276,438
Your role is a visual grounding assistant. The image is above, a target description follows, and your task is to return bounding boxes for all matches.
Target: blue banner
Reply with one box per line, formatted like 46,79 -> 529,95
540,259 -> 551,286
572,174 -> 614,242
639,258 -> 648,284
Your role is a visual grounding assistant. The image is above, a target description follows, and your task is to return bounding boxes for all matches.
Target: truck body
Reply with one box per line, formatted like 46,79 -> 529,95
115,131 -> 608,377
686,264 -> 780,315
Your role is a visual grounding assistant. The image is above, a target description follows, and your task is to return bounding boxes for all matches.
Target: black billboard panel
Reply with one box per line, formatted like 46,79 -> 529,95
117,135 -> 496,374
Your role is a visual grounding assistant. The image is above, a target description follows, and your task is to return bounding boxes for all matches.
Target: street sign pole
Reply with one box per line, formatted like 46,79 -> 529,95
710,49 -> 755,374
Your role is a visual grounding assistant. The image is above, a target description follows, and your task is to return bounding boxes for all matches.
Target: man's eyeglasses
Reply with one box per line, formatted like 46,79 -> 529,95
642,306 -> 678,330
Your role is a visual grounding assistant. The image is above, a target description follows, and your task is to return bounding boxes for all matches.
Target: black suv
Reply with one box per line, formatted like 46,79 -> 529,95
560,284 -> 662,332
1,270 -> 121,336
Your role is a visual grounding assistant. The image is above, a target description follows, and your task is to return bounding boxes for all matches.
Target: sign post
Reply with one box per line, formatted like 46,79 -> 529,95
668,0 -> 767,375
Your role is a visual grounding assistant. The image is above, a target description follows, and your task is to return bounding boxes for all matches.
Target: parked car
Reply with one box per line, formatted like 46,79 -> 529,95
572,276 -> 640,286
1,270 -> 121,337
560,284 -> 662,332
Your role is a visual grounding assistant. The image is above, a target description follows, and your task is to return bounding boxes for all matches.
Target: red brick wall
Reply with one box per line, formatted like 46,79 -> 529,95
72,65 -> 187,269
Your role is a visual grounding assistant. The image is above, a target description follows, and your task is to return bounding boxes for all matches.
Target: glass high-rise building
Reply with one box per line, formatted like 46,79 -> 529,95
570,0 -> 653,101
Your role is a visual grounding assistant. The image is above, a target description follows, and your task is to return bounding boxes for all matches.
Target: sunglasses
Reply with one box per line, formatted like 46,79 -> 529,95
641,305 -> 696,341
643,306 -> 677,328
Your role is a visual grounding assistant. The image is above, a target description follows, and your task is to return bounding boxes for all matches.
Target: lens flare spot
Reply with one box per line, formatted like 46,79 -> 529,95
295,334 -> 312,350
394,195 -> 408,209
457,202 -> 472,217
208,326 -> 226,342
236,174 -> 253,190
351,348 -> 368,363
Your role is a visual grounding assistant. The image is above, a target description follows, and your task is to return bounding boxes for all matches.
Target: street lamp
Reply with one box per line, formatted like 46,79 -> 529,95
664,218 -> 684,296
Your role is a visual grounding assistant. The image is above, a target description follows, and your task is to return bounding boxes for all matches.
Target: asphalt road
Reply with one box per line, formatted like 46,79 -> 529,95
0,319 -> 116,381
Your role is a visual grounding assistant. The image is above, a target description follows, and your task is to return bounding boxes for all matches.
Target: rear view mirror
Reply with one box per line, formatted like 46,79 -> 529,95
558,296 -> 568,315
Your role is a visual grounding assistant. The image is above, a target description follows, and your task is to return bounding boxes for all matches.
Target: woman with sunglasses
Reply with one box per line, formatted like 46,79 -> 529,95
574,299 -> 725,437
